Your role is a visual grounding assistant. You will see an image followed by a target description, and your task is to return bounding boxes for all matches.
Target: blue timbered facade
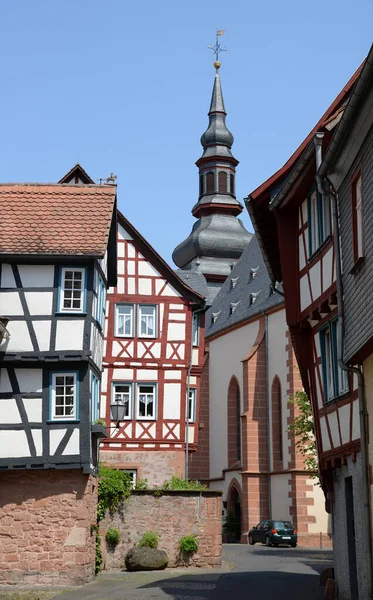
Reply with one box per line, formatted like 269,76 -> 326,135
0,168 -> 117,475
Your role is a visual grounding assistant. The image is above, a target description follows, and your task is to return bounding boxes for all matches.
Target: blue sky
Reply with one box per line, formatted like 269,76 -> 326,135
1,1 -> 372,264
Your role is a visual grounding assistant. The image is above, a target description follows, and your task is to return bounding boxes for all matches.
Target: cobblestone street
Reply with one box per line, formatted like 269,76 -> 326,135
55,544 -> 333,600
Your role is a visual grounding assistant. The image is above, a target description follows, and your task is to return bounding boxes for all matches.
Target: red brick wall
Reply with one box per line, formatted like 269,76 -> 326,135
0,470 -> 97,586
189,353 -> 210,482
100,449 -> 185,486
101,490 -> 222,569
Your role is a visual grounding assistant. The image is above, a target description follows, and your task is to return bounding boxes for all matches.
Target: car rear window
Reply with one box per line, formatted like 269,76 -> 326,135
273,521 -> 294,529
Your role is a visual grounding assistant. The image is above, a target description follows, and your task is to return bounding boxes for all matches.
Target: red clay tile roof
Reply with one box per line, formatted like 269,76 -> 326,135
0,183 -> 116,256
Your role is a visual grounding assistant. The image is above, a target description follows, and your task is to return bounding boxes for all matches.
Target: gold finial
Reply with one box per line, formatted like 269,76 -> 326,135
208,29 -> 227,71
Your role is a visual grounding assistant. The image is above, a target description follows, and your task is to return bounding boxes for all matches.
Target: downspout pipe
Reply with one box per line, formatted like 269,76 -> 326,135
185,304 -> 206,480
315,134 -> 373,598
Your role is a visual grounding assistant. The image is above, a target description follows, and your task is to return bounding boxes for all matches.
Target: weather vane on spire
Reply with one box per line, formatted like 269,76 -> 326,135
208,29 -> 227,71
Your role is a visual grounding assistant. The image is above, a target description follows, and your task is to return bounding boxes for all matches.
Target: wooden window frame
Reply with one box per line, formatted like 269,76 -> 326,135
138,304 -> 157,338
111,382 -> 133,420
50,371 -> 78,421
115,303 -> 135,337
59,267 -> 86,313
187,388 -> 196,423
136,383 -> 157,420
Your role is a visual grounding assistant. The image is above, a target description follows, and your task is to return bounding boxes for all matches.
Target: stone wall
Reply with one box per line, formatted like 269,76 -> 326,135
101,490 -> 222,570
100,450 -> 185,487
0,470 -> 97,586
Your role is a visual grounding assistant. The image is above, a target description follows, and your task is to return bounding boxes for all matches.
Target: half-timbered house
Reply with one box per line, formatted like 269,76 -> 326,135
0,169 -> 117,585
246,59 -> 370,597
100,211 -> 206,485
316,46 -> 373,600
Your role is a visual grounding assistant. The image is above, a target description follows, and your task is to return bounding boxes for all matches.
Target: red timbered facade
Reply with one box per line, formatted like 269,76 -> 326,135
100,211 -> 205,485
246,60 -> 369,598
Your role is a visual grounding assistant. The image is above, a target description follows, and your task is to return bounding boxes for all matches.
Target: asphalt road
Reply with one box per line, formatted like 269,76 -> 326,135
57,544 -> 333,600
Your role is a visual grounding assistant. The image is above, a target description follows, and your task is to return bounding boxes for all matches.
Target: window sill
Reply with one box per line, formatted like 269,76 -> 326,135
55,312 -> 87,317
91,424 -> 108,438
308,235 -> 332,265
47,419 -> 80,424
350,256 -> 365,275
323,390 -> 350,407
136,417 -> 156,421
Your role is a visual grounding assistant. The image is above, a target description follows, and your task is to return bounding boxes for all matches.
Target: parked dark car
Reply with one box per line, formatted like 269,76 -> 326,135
248,520 -> 297,547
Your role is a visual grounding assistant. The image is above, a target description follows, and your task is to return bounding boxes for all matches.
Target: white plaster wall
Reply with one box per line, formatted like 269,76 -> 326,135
18,265 -> 54,287
306,478 -> 332,534
33,321 -> 51,351
0,430 -> 30,457
167,323 -> 186,341
4,321 -> 33,352
163,383 -> 181,419
23,398 -> 42,422
0,399 -> 22,424
271,474 -> 292,521
15,369 -> 42,393
267,309 -> 289,470
300,274 -> 312,311
0,264 -> 16,288
309,261 -> 321,300
55,320 -> 84,351
138,262 -> 160,277
24,292 -> 53,315
209,320 -> 259,479
0,292 -> 23,315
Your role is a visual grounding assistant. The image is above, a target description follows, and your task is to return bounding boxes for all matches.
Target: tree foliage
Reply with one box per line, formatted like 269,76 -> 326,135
288,391 -> 319,481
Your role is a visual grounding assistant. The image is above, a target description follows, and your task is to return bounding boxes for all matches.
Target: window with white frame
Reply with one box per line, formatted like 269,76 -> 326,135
123,469 -> 137,488
91,372 -> 100,423
96,275 -> 106,328
51,372 -> 77,420
60,268 -> 86,312
115,304 -> 134,337
137,383 -> 156,419
320,319 -> 349,402
112,383 -> 132,419
192,313 -> 200,346
138,305 -> 157,338
187,388 -> 196,423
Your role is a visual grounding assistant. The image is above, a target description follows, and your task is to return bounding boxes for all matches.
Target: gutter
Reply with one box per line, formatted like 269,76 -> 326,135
315,134 -> 373,599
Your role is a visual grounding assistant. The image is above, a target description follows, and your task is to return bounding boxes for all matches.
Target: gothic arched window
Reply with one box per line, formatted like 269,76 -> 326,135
227,376 -> 241,466
271,376 -> 283,469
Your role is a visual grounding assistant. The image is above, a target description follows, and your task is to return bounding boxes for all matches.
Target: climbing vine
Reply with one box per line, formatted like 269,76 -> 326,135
288,391 -> 319,482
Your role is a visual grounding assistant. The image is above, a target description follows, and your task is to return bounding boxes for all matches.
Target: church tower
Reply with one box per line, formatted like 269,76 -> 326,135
172,56 -> 251,298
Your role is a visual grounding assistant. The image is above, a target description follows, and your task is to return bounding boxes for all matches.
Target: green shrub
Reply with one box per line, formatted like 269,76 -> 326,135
97,466 -> 132,521
138,531 -> 159,549
105,527 -> 120,546
134,478 -> 149,490
161,475 -> 207,491
95,418 -> 106,426
179,535 -> 199,554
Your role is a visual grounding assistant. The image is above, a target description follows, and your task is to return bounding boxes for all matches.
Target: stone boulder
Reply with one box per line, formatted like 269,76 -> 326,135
125,547 -> 168,571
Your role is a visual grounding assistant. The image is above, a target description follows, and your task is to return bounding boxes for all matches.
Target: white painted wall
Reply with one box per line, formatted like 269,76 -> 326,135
209,320 -> 259,479
55,320 -> 84,351
306,478 -> 332,534
163,383 -> 181,419
271,474 -> 292,521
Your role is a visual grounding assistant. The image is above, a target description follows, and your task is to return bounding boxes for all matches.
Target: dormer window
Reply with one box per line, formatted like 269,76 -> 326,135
250,266 -> 260,281
211,311 -> 221,325
206,172 -> 214,193
230,277 -> 239,290
229,302 -> 240,315
250,291 -> 261,306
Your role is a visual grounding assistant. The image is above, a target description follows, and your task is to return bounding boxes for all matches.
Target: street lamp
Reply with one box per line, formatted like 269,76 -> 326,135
110,402 -> 126,426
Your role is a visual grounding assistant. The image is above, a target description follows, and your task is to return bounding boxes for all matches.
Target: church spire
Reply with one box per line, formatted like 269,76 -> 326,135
172,36 -> 251,292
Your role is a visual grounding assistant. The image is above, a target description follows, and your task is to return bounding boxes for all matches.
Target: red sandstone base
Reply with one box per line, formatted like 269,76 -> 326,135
0,470 -> 97,586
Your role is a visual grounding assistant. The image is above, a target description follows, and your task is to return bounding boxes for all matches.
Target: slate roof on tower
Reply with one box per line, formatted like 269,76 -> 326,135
205,235 -> 283,338
0,183 -> 116,257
